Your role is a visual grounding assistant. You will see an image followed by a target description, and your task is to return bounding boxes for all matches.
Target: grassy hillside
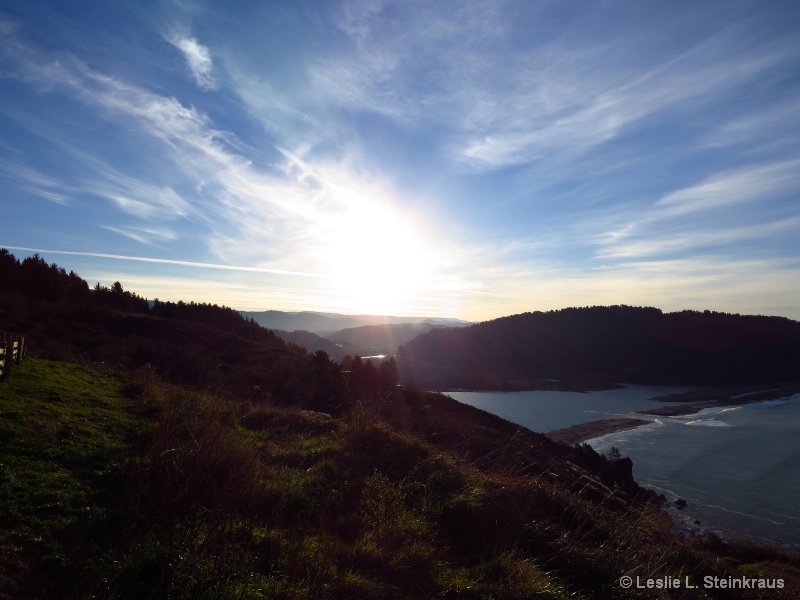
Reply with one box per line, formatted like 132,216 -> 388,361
0,358 -> 146,597
2,357 -> 800,599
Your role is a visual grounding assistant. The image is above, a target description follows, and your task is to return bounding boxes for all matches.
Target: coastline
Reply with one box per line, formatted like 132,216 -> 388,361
542,383 -> 800,556
639,383 -> 800,417
545,383 -> 800,444
545,418 -> 649,445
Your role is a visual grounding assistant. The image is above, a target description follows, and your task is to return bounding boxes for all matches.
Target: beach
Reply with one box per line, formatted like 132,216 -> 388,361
545,418 -> 649,445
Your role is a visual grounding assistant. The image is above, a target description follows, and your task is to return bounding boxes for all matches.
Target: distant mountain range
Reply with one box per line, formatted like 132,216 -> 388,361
241,310 -> 469,335
241,310 -> 471,358
397,306 -> 800,390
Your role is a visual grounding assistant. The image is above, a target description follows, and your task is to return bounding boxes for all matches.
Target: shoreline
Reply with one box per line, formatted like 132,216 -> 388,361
544,383 -> 800,444
543,383 -> 800,557
545,418 -> 649,445
639,382 -> 800,417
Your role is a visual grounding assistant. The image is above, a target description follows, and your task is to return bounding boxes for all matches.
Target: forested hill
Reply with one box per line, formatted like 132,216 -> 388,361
0,249 -> 346,407
397,306 -> 800,390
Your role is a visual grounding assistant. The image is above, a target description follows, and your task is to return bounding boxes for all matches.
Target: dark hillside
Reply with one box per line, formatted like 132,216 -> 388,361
398,306 -> 800,390
0,249 -> 342,411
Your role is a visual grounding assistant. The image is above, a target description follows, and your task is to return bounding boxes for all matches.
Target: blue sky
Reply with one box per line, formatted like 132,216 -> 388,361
2,1 -> 800,321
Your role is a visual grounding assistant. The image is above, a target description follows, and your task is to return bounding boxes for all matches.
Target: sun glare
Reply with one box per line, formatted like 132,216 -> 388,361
319,203 -> 439,315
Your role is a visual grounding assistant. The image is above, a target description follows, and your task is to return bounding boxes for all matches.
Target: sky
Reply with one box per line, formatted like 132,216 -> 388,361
1,1 -> 800,322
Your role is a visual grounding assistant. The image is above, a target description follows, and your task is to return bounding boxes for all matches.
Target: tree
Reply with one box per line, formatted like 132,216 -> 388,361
379,356 -> 399,388
308,350 -> 345,412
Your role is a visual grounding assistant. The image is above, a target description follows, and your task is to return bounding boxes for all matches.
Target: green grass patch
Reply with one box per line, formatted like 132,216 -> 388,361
0,358 -> 148,599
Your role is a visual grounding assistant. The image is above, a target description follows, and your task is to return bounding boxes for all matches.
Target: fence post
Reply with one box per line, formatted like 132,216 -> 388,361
0,341 -> 10,381
14,336 -> 24,364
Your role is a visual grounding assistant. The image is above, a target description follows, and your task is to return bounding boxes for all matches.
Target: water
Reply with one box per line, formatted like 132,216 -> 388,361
447,388 -> 800,552
447,386 -> 695,434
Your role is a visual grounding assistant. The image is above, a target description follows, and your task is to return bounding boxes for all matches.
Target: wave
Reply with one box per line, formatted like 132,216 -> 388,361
584,417 -> 663,447
683,418 -> 730,427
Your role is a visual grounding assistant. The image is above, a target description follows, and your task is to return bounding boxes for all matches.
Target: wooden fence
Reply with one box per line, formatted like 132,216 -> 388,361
0,335 -> 25,381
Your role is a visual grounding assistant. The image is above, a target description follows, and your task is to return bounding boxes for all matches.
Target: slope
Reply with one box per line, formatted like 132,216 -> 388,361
4,358 -> 800,599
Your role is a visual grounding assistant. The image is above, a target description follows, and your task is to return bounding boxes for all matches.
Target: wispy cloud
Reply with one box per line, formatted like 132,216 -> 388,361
167,34 -> 217,90
309,0 -> 505,128
0,160 -> 70,203
306,3 -> 798,174
100,226 -> 179,246
19,186 -> 69,204
703,97 -> 800,151
586,158 -> 800,262
455,37 -> 793,169
0,151 -> 190,217
596,217 -> 800,260
653,160 -> 800,217
85,173 -> 190,220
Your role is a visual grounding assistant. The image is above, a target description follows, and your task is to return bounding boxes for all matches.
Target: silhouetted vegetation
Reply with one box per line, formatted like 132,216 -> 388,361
0,249 -> 343,408
344,355 -> 399,399
0,250 -> 92,304
398,306 -> 800,390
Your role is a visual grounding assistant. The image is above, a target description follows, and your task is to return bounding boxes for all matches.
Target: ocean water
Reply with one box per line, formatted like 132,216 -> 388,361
447,388 -> 800,552
446,386 -> 696,434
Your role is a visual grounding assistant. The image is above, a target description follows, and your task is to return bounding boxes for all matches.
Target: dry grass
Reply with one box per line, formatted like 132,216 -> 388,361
4,361 -> 800,599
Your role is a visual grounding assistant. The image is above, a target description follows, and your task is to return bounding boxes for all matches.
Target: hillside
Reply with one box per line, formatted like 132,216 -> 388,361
397,306 -> 800,390
0,250 -> 337,407
5,359 -> 800,599
326,322 -> 450,356
3,249 -> 800,598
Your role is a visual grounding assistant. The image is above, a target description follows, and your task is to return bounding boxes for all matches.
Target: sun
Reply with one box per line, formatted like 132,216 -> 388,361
318,203 -> 438,315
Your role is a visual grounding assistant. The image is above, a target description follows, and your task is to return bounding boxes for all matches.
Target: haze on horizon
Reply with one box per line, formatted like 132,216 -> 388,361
2,1 -> 800,322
